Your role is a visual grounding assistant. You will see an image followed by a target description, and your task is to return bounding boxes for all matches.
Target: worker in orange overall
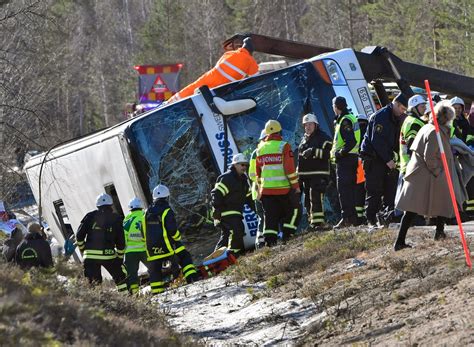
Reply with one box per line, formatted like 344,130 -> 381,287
168,37 -> 258,103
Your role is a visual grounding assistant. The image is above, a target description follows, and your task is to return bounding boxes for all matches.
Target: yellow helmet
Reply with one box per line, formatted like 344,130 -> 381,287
264,120 -> 282,135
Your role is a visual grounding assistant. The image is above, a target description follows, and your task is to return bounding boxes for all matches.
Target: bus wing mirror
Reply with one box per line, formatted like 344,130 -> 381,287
212,97 -> 256,116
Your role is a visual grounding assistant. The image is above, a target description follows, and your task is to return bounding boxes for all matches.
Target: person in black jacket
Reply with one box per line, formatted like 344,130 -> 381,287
297,113 -> 332,230
360,93 -> 408,227
145,184 -> 198,295
15,222 -> 54,272
211,153 -> 253,255
76,193 -> 128,292
355,114 -> 369,224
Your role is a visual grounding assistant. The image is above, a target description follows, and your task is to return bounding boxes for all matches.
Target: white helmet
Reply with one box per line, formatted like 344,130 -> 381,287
302,113 -> 319,124
357,114 -> 368,121
258,129 -> 267,141
128,197 -> 143,210
231,153 -> 249,165
96,193 -> 113,207
408,95 -> 426,109
450,96 -> 465,107
152,184 -> 170,199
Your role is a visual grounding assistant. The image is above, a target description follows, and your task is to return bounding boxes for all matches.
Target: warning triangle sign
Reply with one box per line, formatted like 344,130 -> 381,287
151,76 -> 169,93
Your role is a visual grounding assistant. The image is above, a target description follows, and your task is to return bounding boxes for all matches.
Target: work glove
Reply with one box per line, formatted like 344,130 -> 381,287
302,148 -> 313,159
214,219 -> 221,227
334,150 -> 346,160
242,37 -> 254,54
212,210 -> 221,220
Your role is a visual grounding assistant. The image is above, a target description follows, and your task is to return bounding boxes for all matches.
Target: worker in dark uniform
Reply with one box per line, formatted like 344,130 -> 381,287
144,184 -> 198,295
15,222 -> 54,272
211,153 -> 253,255
360,93 -> 408,228
256,120 -> 301,246
355,114 -> 369,225
76,193 -> 128,292
331,96 -> 361,228
297,113 -> 332,230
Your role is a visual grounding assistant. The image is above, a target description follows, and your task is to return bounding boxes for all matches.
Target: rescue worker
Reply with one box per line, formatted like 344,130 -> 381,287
76,193 -> 128,292
15,222 -> 54,272
168,37 -> 258,103
450,96 -> 474,217
399,95 -> 427,176
450,96 -> 470,142
355,114 -> 369,224
211,153 -> 253,255
256,120 -> 300,246
331,96 -> 360,228
144,184 -> 198,295
297,113 -> 332,230
395,95 -> 427,221
123,197 -> 149,295
248,130 -> 267,248
361,93 -> 408,227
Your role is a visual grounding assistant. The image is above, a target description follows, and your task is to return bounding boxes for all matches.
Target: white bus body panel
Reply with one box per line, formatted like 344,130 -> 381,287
24,134 -> 144,247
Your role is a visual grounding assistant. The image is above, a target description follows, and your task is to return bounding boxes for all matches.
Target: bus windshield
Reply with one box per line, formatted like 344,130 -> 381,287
214,61 -> 337,156
125,99 -> 216,242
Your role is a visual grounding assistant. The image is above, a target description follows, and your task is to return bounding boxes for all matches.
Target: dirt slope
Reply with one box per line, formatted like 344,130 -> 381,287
156,226 -> 474,345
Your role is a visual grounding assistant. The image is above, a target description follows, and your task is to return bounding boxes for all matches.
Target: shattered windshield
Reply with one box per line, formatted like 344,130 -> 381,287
126,100 -> 216,251
215,62 -> 337,156
125,62 -> 341,255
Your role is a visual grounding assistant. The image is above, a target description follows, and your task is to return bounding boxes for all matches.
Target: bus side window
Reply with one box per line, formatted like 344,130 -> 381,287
104,183 -> 124,218
53,200 -> 74,240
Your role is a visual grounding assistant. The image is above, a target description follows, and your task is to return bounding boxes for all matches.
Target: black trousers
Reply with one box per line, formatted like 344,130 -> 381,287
214,215 -> 245,254
335,155 -> 358,220
83,258 -> 128,292
465,177 -> 474,216
301,175 -> 328,225
148,248 -> 198,295
124,251 -> 150,294
395,211 -> 445,245
261,193 -> 300,246
355,182 -> 366,222
364,159 -> 398,223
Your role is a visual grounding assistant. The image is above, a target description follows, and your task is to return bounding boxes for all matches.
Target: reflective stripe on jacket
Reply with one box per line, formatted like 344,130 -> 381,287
145,201 -> 184,261
76,209 -> 125,261
211,166 -> 252,217
123,209 -> 146,253
256,134 -> 299,195
169,48 -> 258,102
331,112 -> 360,162
399,114 -> 425,174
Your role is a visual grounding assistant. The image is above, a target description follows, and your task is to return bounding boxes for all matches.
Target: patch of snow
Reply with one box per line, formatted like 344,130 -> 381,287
153,277 -> 324,345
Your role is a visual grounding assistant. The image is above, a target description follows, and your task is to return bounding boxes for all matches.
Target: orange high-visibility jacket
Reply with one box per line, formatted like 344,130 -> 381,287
169,48 -> 258,103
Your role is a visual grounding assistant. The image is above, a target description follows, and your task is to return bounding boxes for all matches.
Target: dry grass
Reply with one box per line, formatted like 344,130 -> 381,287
229,229 -> 391,287
0,261 -> 193,346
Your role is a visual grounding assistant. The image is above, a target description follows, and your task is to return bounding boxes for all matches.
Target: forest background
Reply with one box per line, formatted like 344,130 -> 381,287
0,0 -> 472,204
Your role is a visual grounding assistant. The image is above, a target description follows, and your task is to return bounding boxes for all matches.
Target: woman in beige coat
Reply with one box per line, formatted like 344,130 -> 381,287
394,101 -> 465,250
